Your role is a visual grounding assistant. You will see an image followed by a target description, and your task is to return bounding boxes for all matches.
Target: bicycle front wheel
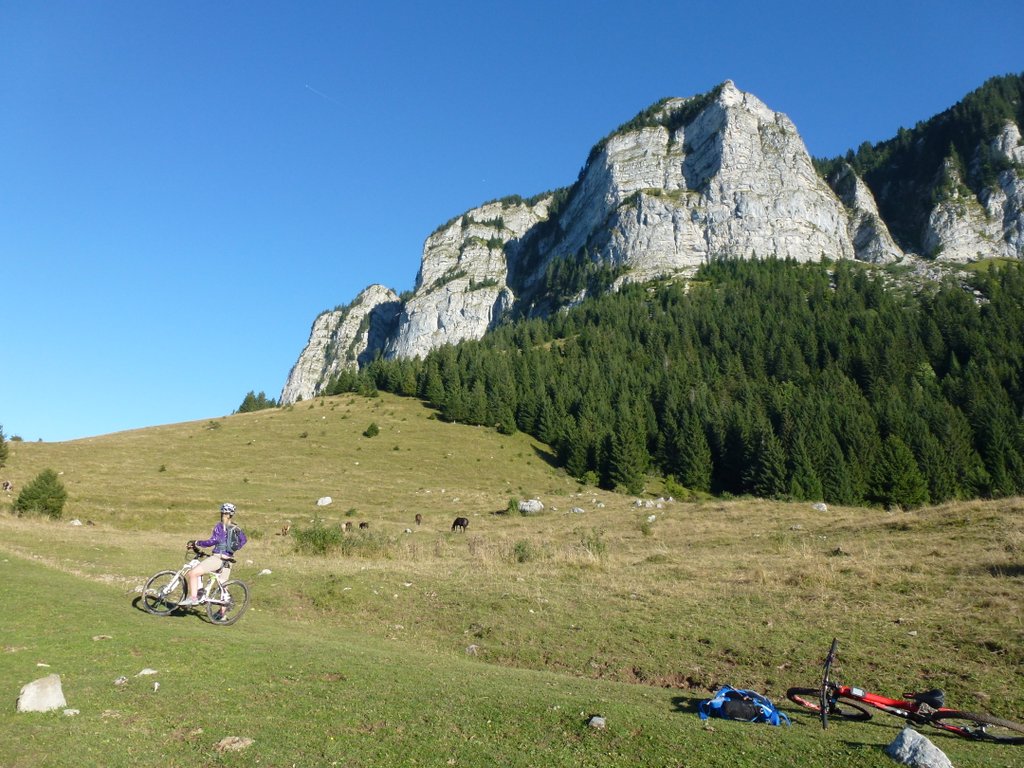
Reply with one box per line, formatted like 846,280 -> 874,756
930,710 -> 1024,744
787,687 -> 873,722
142,570 -> 185,615
205,580 -> 250,626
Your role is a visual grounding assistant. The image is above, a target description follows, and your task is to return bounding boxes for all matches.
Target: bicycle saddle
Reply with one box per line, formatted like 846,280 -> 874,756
906,689 -> 946,708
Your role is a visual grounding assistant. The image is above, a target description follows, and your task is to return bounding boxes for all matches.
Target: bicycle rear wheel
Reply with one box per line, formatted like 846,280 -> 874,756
205,580 -> 250,626
787,688 -> 873,722
142,570 -> 185,615
929,711 -> 1024,744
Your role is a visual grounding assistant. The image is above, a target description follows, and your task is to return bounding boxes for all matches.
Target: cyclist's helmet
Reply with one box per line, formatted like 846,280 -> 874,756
220,503 -> 236,516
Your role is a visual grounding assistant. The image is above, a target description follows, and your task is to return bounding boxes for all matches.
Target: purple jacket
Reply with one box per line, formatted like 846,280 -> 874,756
196,521 -> 247,556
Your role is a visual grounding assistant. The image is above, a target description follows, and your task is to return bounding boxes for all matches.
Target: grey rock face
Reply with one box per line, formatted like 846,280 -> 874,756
384,199 -> 546,361
521,82 -> 857,293
923,122 -> 1024,262
280,284 -> 400,404
829,163 -> 903,263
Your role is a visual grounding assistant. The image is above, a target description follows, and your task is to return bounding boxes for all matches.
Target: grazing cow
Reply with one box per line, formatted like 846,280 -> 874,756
414,513 -> 422,526
358,521 -> 369,530
451,516 -> 469,532
342,521 -> 352,532
1,481 -> 12,492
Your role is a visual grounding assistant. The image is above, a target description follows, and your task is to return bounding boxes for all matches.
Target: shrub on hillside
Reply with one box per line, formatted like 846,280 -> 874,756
363,422 -> 380,438
292,517 -> 344,556
0,424 -> 8,467
14,469 -> 67,519
512,540 -> 536,563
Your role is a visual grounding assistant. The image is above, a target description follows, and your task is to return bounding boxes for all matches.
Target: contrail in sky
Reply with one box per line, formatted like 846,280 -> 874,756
305,84 -> 340,105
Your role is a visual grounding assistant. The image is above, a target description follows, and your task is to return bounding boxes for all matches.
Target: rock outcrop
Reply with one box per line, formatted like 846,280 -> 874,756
280,284 -> 399,404
385,198 -> 549,361
281,80 -> 1023,404
922,122 -> 1024,262
828,163 -> 902,264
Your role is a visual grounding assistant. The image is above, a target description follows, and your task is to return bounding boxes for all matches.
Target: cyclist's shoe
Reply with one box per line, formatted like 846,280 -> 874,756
178,597 -> 200,606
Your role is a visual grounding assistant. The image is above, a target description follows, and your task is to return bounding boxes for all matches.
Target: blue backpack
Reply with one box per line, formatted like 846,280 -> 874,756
698,685 -> 791,726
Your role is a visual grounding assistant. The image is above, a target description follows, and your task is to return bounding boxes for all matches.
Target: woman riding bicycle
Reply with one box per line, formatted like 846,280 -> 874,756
179,503 -> 247,606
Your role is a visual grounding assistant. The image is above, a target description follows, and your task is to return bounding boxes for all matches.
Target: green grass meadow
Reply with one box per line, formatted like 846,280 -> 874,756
1,393 -> 1022,766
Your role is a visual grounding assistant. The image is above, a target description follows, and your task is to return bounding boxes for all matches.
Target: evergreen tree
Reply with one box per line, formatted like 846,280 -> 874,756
787,435 -> 823,501
421,359 -> 445,406
818,433 -> 856,505
747,422 -> 788,499
237,391 -> 277,413
675,413 -> 712,493
607,410 -> 648,495
14,468 -> 68,519
871,436 -> 930,509
0,424 -> 7,468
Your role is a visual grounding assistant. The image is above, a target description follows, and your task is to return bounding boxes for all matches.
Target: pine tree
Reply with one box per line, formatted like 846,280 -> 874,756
0,424 -> 7,468
871,436 -> 929,509
748,423 -> 788,499
608,410 -> 648,495
14,468 -> 68,519
787,435 -> 823,501
675,414 -> 712,493
818,433 -> 856,505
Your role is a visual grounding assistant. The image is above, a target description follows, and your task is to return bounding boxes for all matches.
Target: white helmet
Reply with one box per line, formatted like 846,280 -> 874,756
220,503 -> 236,516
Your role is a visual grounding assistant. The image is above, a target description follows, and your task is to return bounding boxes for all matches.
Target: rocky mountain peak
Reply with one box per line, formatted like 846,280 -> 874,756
281,78 -> 1024,404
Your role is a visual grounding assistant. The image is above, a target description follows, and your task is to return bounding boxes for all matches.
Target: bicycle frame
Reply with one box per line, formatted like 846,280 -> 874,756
175,553 -> 232,602
826,682 -> 938,724
141,546 -> 249,624
788,638 -> 1024,744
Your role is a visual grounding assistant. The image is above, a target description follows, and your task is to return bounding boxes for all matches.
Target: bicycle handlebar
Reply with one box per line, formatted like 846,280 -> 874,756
185,542 -> 235,564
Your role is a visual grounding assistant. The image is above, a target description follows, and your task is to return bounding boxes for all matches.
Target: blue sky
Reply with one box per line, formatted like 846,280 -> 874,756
2,1 -> 1022,442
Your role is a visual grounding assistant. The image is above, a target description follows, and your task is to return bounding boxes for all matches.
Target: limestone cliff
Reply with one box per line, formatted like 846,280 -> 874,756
281,79 -> 1023,404
280,284 -> 399,404
921,122 -> 1024,262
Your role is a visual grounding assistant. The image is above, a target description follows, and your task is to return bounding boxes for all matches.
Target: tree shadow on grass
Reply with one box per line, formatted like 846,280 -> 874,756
981,563 -> 1024,578
531,444 -> 559,469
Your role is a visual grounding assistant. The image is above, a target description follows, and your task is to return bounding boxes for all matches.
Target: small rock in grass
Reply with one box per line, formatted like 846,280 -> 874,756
215,736 -> 254,752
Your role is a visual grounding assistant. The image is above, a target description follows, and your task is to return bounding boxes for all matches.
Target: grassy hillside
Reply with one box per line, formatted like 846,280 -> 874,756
1,393 -> 1022,766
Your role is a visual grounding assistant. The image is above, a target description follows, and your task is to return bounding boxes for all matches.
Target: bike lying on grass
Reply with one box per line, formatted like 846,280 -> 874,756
141,544 -> 250,625
787,638 -> 1024,744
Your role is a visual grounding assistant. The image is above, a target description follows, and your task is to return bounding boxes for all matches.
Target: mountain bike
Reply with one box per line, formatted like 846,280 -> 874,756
141,544 -> 250,625
786,638 -> 1024,744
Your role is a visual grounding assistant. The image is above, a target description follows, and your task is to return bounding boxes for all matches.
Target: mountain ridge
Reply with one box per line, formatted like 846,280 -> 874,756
282,75 -> 1024,404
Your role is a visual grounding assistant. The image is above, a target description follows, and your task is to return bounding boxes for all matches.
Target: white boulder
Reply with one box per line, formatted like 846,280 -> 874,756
17,674 -> 67,713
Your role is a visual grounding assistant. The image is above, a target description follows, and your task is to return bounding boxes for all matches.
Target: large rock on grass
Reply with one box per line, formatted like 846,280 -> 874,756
17,674 -> 67,713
